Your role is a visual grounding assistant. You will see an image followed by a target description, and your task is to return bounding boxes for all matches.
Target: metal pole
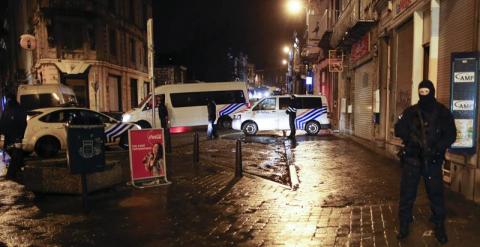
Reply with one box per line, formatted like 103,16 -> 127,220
235,140 -> 243,177
81,172 -> 88,211
193,132 -> 199,166
147,18 -> 156,128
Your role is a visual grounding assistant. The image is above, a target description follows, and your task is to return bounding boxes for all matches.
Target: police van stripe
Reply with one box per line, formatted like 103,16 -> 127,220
105,123 -> 133,142
105,123 -> 125,136
295,107 -> 328,129
219,103 -> 246,116
110,125 -> 134,142
107,124 -> 131,142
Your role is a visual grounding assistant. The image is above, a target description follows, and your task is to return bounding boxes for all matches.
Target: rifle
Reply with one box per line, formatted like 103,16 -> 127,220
415,107 -> 432,179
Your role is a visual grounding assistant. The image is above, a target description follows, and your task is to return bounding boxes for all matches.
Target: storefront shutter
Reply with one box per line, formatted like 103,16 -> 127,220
354,62 -> 374,140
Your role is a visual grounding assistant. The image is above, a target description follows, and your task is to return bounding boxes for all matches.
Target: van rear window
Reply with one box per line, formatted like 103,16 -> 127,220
20,94 -> 61,110
171,90 -> 245,108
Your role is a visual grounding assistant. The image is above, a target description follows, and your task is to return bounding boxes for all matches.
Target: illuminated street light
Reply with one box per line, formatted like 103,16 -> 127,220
282,59 -> 288,65
283,46 -> 290,54
286,0 -> 303,15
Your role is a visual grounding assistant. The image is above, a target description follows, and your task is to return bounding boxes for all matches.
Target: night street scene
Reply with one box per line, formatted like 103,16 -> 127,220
1,0 -> 480,247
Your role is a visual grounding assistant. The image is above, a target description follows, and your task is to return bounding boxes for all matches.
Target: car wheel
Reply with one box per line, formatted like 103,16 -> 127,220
137,121 -> 151,129
242,121 -> 258,136
305,121 -> 320,135
219,117 -> 232,129
35,136 -> 60,158
119,134 -> 129,150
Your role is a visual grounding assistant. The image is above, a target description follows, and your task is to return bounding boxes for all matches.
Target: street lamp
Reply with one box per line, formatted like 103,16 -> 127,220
282,59 -> 288,65
286,0 -> 303,15
283,46 -> 290,54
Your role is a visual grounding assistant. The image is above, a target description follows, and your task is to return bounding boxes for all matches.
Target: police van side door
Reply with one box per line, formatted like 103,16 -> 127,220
278,97 -> 291,130
251,97 -> 277,131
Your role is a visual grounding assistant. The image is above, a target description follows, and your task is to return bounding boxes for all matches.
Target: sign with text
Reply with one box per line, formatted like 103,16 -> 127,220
351,34 -> 370,62
129,129 -> 168,186
450,52 -> 479,153
328,50 -> 343,73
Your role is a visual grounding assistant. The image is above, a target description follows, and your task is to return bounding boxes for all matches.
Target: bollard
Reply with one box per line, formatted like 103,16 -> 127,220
235,140 -> 243,177
193,132 -> 199,166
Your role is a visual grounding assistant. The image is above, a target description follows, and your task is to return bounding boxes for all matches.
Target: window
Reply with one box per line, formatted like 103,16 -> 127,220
300,97 -> 322,109
20,94 -> 62,111
253,98 -> 276,111
170,90 -> 246,108
130,79 -> 138,107
109,29 -> 117,56
79,110 -> 112,125
87,25 -> 96,50
60,22 -> 83,50
279,97 -> 290,110
108,0 -> 116,14
130,38 -> 136,63
129,0 -> 135,22
40,110 -> 79,123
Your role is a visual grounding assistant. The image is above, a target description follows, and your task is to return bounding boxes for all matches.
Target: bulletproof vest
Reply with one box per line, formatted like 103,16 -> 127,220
417,105 -> 440,148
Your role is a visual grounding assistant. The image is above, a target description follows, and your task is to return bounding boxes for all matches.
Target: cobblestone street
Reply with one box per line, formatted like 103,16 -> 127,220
1,133 -> 480,246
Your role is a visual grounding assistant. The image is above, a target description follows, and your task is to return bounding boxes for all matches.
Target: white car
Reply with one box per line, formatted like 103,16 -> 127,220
23,107 -> 140,158
232,95 -> 331,136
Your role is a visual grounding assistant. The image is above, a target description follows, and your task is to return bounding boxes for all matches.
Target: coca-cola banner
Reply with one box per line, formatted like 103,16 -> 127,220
128,129 -> 168,184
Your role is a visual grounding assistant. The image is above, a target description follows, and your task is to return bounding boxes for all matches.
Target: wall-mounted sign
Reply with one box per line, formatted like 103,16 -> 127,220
450,52 -> 479,154
351,34 -> 370,62
328,50 -> 343,73
19,34 -> 36,50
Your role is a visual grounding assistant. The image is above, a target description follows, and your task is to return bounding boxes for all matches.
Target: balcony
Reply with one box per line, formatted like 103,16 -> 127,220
318,9 -> 333,49
330,0 -> 376,48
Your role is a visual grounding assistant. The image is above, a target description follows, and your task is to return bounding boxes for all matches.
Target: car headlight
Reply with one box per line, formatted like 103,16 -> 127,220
122,114 -> 131,122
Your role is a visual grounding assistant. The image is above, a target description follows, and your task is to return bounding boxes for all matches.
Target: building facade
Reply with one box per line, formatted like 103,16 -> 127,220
7,0 -> 152,112
154,66 -> 187,86
305,0 -> 480,203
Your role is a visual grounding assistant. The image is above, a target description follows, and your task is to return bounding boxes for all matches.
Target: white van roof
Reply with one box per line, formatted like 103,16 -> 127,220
154,81 -> 248,94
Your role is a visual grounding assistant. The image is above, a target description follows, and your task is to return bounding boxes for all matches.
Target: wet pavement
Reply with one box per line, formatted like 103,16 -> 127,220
1,131 -> 480,246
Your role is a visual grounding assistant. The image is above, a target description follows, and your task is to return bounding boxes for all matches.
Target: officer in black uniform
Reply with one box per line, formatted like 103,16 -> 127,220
207,99 -> 217,139
394,80 -> 456,244
286,95 -> 297,139
157,95 -> 171,153
0,94 -> 27,180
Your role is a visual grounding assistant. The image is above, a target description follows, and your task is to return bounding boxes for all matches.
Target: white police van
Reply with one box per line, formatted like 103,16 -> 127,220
232,95 -> 330,136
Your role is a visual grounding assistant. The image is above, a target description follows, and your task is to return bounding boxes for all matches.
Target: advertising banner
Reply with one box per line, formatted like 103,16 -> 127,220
129,129 -> 169,187
450,52 -> 479,154
66,125 -> 105,174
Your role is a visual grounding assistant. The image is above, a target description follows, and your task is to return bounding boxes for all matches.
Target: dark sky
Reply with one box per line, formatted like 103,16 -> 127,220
153,0 -> 303,81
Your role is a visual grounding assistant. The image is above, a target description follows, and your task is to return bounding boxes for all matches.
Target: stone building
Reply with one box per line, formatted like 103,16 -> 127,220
154,66 -> 187,85
305,0 -> 480,203
6,0 -> 152,111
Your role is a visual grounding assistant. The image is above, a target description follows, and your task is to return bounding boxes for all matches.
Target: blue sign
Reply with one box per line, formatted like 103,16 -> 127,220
449,52 -> 479,154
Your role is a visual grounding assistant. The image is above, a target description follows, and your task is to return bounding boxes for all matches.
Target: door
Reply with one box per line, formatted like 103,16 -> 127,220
108,76 -> 121,112
251,97 -> 278,131
354,62 -> 374,140
66,79 -> 89,108
278,97 -> 291,130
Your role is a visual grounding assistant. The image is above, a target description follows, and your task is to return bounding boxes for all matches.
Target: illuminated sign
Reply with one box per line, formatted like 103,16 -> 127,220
450,53 -> 479,153
306,76 -> 313,85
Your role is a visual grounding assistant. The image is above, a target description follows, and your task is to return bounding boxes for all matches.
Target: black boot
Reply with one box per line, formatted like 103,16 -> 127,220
397,222 -> 409,240
434,223 -> 448,244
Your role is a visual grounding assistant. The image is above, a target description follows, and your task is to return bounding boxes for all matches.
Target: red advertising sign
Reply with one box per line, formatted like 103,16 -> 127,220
128,129 -> 169,186
351,34 -> 370,62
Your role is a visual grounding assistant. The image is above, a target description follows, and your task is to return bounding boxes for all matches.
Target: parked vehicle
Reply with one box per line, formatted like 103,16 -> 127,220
22,107 -> 140,158
17,84 -> 78,111
232,95 -> 331,136
122,82 -> 250,129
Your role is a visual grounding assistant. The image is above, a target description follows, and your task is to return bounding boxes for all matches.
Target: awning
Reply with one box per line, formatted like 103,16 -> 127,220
54,61 -> 90,74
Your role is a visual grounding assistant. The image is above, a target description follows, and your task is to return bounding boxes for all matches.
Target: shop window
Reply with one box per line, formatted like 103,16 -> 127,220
130,79 -> 138,107
130,38 -> 136,63
109,29 -> 117,56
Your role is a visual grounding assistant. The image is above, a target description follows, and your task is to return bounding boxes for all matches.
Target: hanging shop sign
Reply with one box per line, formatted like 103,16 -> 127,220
328,50 -> 343,73
395,0 -> 413,14
449,52 -> 479,154
129,129 -> 170,187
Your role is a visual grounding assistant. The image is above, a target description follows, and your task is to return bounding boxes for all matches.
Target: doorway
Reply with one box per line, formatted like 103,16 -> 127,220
107,75 -> 122,112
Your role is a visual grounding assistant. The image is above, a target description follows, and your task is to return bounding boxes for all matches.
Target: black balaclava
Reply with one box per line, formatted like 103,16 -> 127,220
418,80 -> 436,111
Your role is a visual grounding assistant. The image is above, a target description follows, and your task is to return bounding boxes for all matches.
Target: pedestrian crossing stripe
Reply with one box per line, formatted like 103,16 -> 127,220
295,107 -> 328,129
105,123 -> 135,143
218,103 -> 247,117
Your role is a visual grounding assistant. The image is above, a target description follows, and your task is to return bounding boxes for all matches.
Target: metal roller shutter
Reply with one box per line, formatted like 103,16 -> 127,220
437,0 -> 476,105
354,62 -> 374,140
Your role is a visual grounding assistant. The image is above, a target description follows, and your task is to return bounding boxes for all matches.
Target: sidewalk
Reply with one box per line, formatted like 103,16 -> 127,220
0,134 -> 479,246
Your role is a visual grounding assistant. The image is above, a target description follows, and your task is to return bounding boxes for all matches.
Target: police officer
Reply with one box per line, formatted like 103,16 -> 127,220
394,80 -> 456,244
0,94 -> 27,180
286,95 -> 297,139
157,95 -> 171,153
207,99 -> 217,139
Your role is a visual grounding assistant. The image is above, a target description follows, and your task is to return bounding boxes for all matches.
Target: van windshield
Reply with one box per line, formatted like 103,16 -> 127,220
20,94 -> 62,111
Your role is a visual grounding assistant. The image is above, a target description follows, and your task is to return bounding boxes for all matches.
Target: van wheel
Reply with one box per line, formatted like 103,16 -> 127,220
242,121 -> 258,136
35,136 -> 60,158
137,121 -> 151,129
219,117 -> 232,129
119,134 -> 129,150
305,121 -> 320,135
